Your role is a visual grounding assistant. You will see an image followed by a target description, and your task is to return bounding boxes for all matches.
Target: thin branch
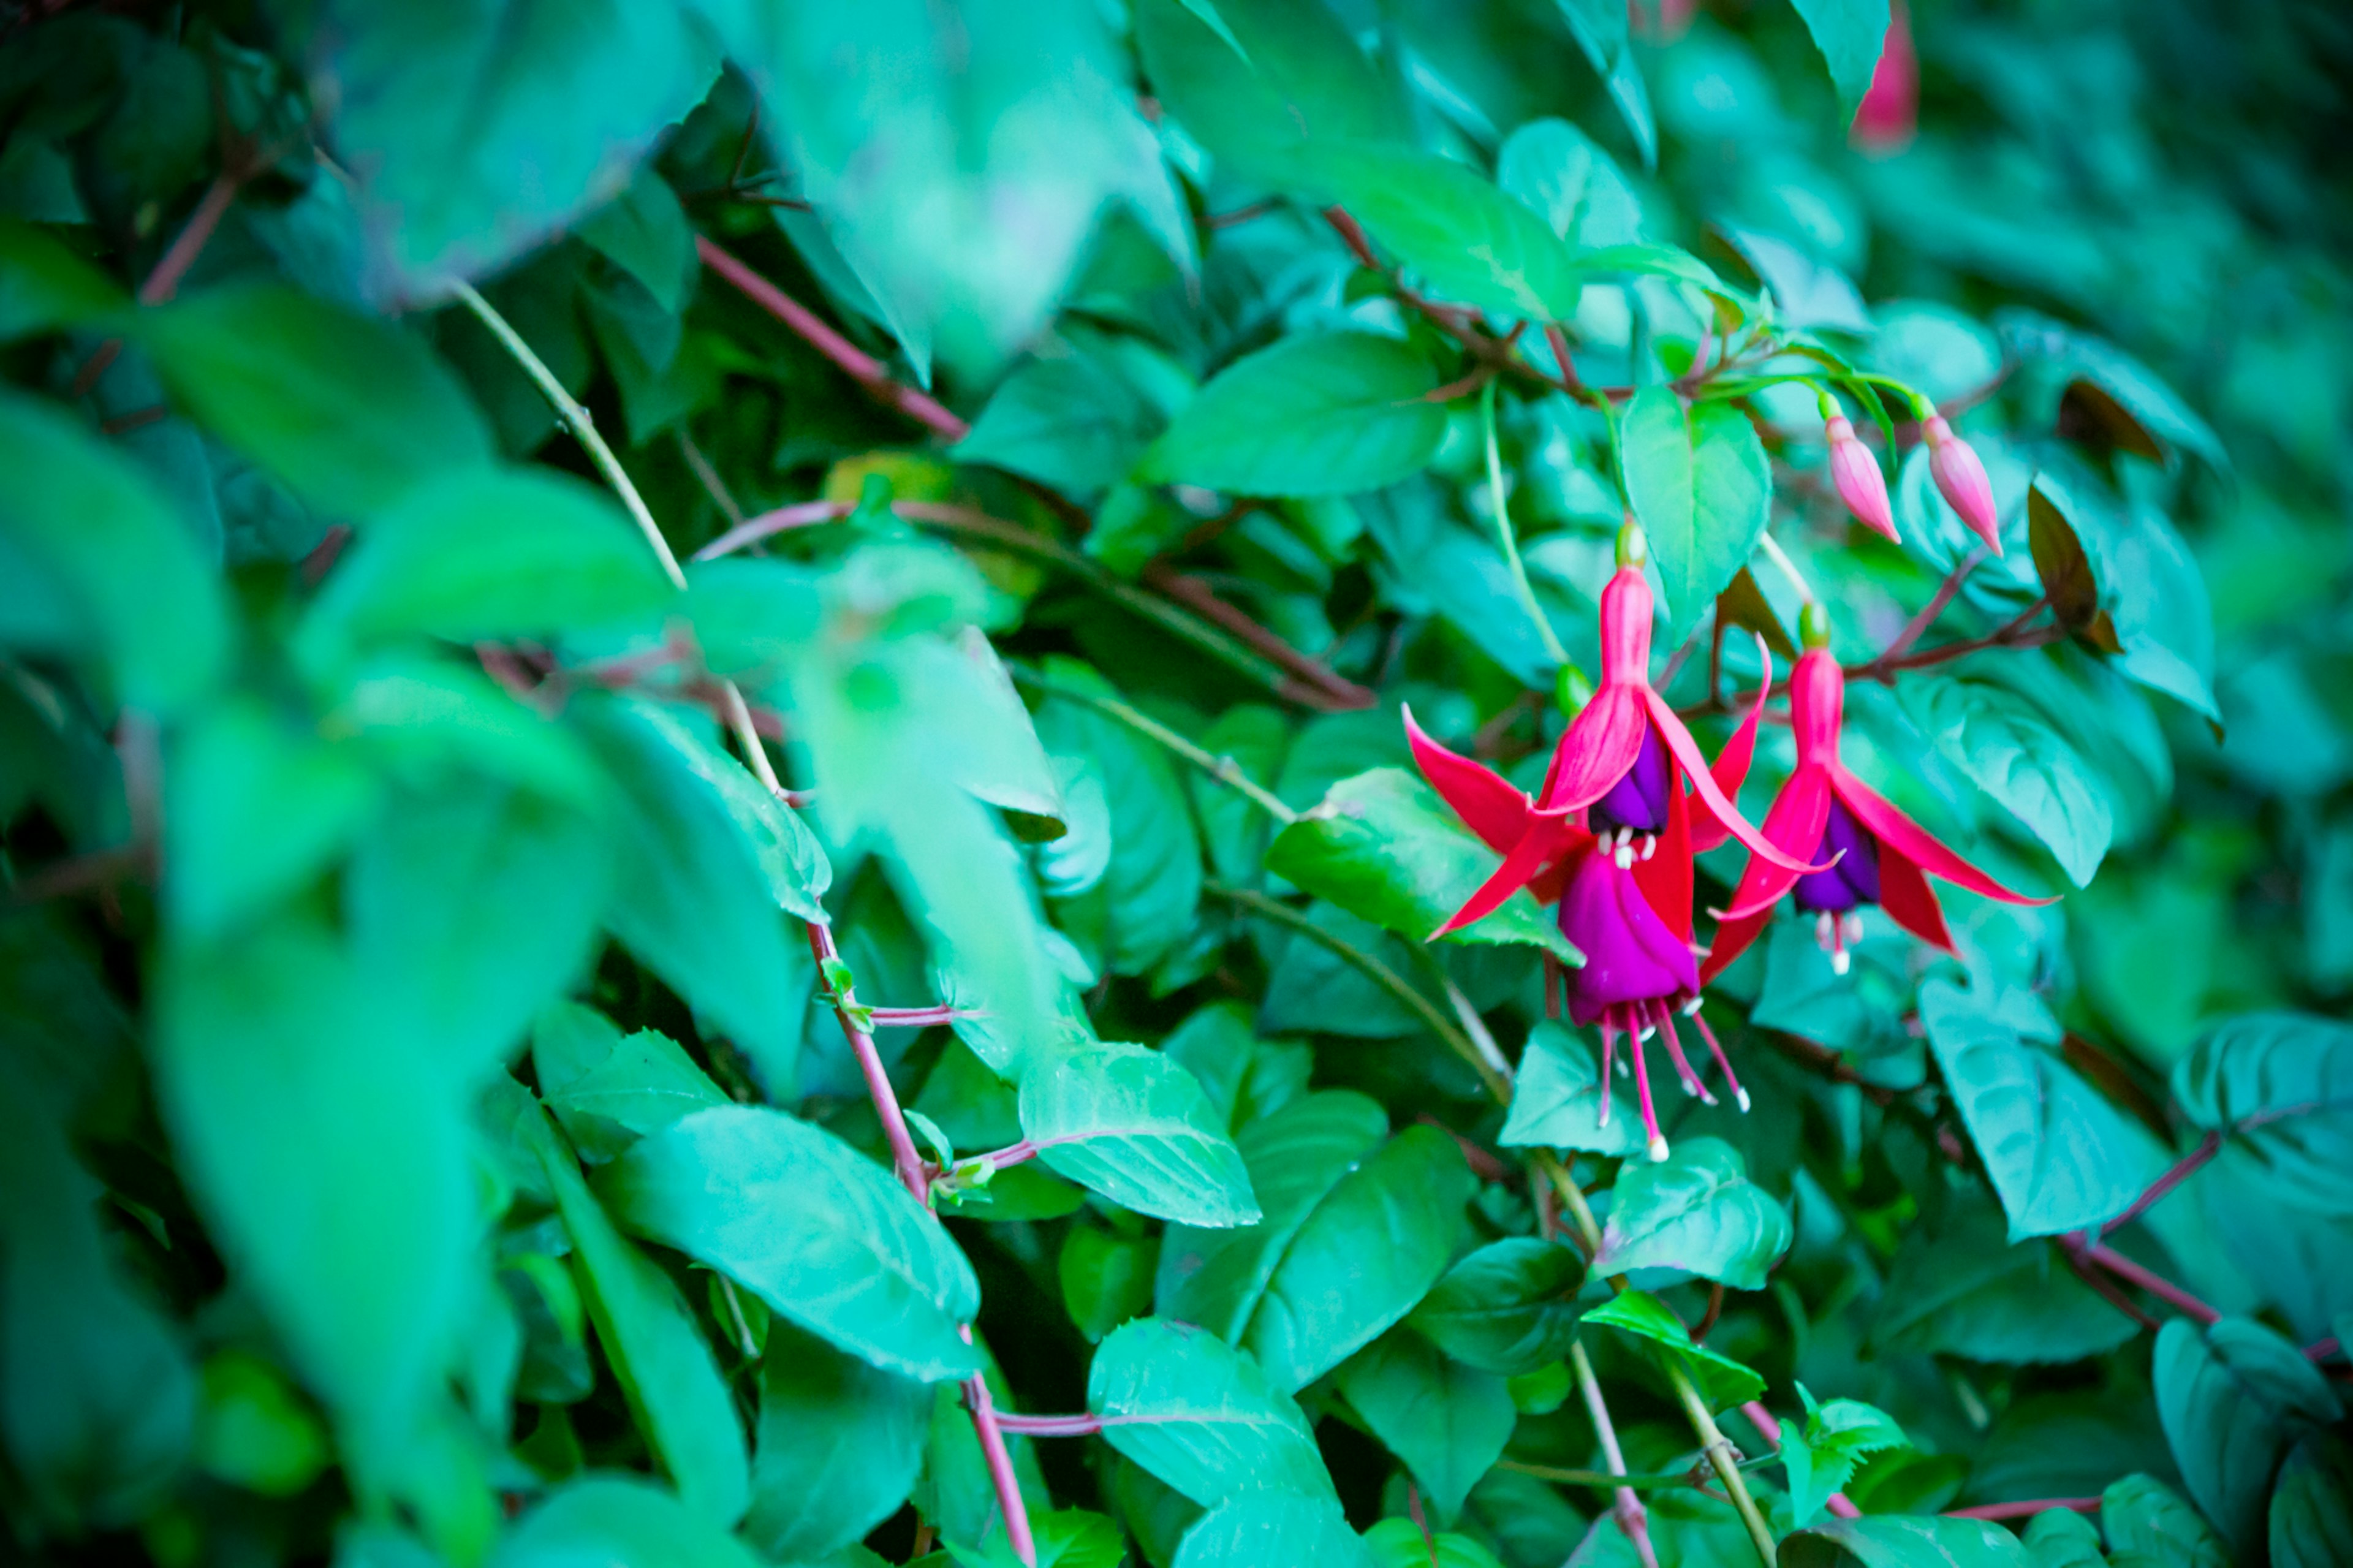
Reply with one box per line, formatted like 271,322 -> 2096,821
2059,1238 -> 2164,1332
1944,1499 -> 2100,1522
140,172 -> 243,306
1873,545 -> 1988,669
2102,1131 -> 2221,1236
675,430 -> 745,527
1140,562 -> 1376,710
1664,1360 -> 1778,1566
1481,379 -> 1569,668
1009,664 -> 1298,824
1571,1342 -> 1662,1568
1851,596 -> 2059,684
2080,1241 -> 2222,1326
694,235 -> 969,441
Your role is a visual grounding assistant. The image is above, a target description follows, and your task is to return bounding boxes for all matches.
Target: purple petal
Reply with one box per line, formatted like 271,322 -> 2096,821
1792,797 -> 1882,913
1590,722 -> 1671,835
1559,847 -> 1700,1024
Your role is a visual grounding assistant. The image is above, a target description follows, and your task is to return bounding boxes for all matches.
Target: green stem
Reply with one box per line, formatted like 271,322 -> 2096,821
1205,884 -> 1510,1103
1009,666 -> 1298,825
1665,1356 -> 1779,1567
1482,379 -> 1570,669
1754,532 -> 1814,607
452,282 -> 686,591
1497,1454 -> 1776,1491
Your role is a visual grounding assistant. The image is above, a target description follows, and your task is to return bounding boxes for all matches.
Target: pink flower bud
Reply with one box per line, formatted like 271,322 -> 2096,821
1826,414 -> 1898,542
1851,1 -> 1918,153
1923,415 -> 2003,555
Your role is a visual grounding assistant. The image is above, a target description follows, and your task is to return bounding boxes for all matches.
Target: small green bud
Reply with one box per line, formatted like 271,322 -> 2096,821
1615,518 -> 1648,569
1799,601 -> 1833,650
1556,662 -> 1596,716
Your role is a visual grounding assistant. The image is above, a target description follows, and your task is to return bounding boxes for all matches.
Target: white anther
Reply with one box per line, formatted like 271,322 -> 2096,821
1681,996 -> 1703,1017
1615,843 -> 1635,869
1816,910 -> 1835,949
1639,1025 -> 1656,1042
1648,1136 -> 1671,1163
1736,1088 -> 1752,1113
1832,949 -> 1851,976
1843,911 -> 1865,945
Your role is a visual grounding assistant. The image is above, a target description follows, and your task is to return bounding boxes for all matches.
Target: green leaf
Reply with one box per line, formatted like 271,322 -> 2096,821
743,1319 -> 930,1562
2270,1432 -> 2353,1568
301,465 -> 678,650
0,389 -> 230,713
1781,1393 -> 1907,1529
1580,1290 -> 1765,1410
1496,119 -> 1645,248
491,1475 -> 762,1568
1362,1520 -> 1508,1568
1496,1020 -> 1648,1157
2154,1316 -> 2340,1561
1870,1199 -> 2136,1363
1998,309 -> 2226,471
1018,1042 -> 1261,1227
955,353 -> 1167,498
1060,1224 -> 1160,1342
1086,1317 -> 1334,1506
1336,1330 -> 1515,1521
1592,1137 -> 1791,1289
1172,1492 -> 1374,1568
1786,0 -> 1893,119
1721,227 -> 1873,337
577,170 -> 697,314
571,697 -> 809,1083
1781,1515 -> 2031,1568
1132,0 -> 1408,191
191,1351 -> 330,1499
948,1507 -> 1131,1568
2170,1013 -> 2353,1216
0,216 -> 126,339
534,1109 -> 751,1528
1314,145 -> 1586,322
1267,767 -> 1578,960
1138,332 -> 1449,499
2019,1508 -> 2105,1568
544,1026 -> 731,1160
598,1105 -> 982,1382
1922,977 -> 2153,1238
1620,389 -> 1771,637
1407,1238 -> 1585,1377
306,0 -> 718,300
1551,0 -> 1657,168
2029,475 -> 2219,723
138,281 -> 491,517
1901,672 -> 2113,887
2102,1473 -> 2229,1568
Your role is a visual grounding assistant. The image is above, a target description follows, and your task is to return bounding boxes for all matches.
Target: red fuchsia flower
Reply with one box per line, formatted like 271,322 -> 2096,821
1823,397 -> 1898,542
1402,524 -> 1816,1158
1922,415 -> 2003,555
1701,607 -> 2053,983
1851,0 -> 1919,153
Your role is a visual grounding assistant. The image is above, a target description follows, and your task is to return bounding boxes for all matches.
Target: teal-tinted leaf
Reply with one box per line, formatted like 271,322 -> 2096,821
744,1320 -> 929,1561
535,1111 -> 749,1527
1362,1519 -> 1509,1568
307,0 -> 718,300
303,466 -> 678,651
955,354 -> 1165,498
1619,382 -> 1692,587
1240,1124 -> 1472,1391
1963,1393 -> 2178,1514
491,1475 -> 762,1568
1018,1042 -> 1260,1227
1786,0 -> 1892,119
577,170 -> 697,313
1591,1137 -> 1791,1289
2103,1473 -> 2228,1568
2019,1507 -> 2105,1568
1781,1515 -> 2029,1568
571,697 -> 808,1080
331,654 -> 609,806
684,556 -> 824,683
1720,225 -> 1871,336
2029,475 -> 2218,723
1922,978 -> 2152,1238
947,1508 -> 1129,1568
1315,145 -> 1586,322
1138,332 -> 1449,499
1132,0 -> 1408,191
1171,1492 -> 1373,1568
0,390 -> 229,713
545,1027 -> 730,1159
1900,671 -> 2112,886
1086,1318 -> 1333,1506
1870,1199 -> 2135,1363
1550,0 -> 1657,167
1621,389 -> 1770,637
1496,119 -> 1644,248
1570,244 -> 1742,311
1781,1394 -> 1906,1529
1336,1331 -> 1514,1521
1407,1237 -> 1585,1377
1268,767 -> 1575,960
2170,1013 -> 2353,1216
1497,1020 -> 1646,1157
2154,1317 -> 2340,1560
1997,309 -> 2226,471
626,696 -> 830,923
0,216 -> 125,339
1059,1224 -> 1160,1343
599,1106 -> 982,1382
192,1351 -> 332,1499
2270,1432 -> 2353,1568
1581,1289 -> 1765,1410
139,282 -> 491,517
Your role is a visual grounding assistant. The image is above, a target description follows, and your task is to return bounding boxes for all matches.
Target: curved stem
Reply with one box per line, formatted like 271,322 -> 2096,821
1665,1358 -> 1778,1566
1754,532 -> 1814,608
1571,1341 -> 1661,1568
1482,379 -> 1570,668
1009,665 -> 1298,824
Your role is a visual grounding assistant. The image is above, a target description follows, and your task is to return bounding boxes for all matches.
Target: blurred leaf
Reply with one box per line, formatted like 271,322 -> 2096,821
192,1351 -> 330,1498
140,281 -> 491,516
1780,1515 -> 2029,1568
1496,1019 -> 1646,1158
1581,1289 -> 1764,1411
1963,1392 -> 2178,1511
2029,475 -> 2218,723
744,1319 -> 928,1561
2270,1432 -> 2353,1568
578,170 -> 697,314
2154,1317 -> 2340,1560
1139,332 -> 1449,498
1018,1041 -> 1260,1227
2103,1472 -> 2228,1568
1497,119 -> 1644,248
1871,1199 -> 2135,1363
1336,1330 -> 1514,1523
1998,310 -> 2226,471
955,352 -> 1166,498
0,216 -> 126,339
1720,226 -> 1871,336
1900,670 -> 2113,887
1785,0 -> 1892,119
491,1475 -> 762,1568
0,389 -> 229,713
2170,1013 -> 2353,1216
1407,1237 -> 1585,1376
1086,1317 -> 1335,1506
1550,0 -> 1656,167
1591,1137 -> 1790,1288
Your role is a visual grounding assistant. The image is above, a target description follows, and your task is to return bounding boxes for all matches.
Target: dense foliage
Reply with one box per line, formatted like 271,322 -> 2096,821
4,2 -> 2351,1566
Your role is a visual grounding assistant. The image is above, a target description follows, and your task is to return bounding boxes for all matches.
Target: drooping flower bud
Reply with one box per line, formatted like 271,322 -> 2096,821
1923,415 -> 2003,555
1824,412 -> 1898,542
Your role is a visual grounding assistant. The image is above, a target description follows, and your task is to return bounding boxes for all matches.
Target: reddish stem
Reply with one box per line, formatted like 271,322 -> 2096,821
1871,545 -> 1988,670
2102,1131 -> 2221,1236
866,1004 -> 975,1028
140,172 -> 242,306
1738,1402 -> 1862,1519
2059,1238 -> 2164,1331
1945,1498 -> 2100,1521
2082,1242 -> 2222,1326
1140,562 -> 1374,710
694,236 -> 969,441
2306,1336 -> 2341,1363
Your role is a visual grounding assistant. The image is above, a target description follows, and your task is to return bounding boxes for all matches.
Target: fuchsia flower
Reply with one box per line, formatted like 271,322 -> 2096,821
1702,612 -> 2052,982
1403,525 -> 1818,1159
1825,407 -> 1898,542
1923,415 -> 2003,555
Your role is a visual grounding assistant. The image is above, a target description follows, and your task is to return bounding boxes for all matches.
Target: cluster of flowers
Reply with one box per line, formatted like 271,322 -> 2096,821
1406,414 -> 2036,1161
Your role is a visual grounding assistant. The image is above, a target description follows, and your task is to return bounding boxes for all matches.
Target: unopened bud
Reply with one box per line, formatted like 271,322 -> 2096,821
1615,517 -> 1648,570
1798,601 -> 1833,651
1825,414 -> 1898,542
1923,415 -> 2003,555
1555,662 -> 1595,718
